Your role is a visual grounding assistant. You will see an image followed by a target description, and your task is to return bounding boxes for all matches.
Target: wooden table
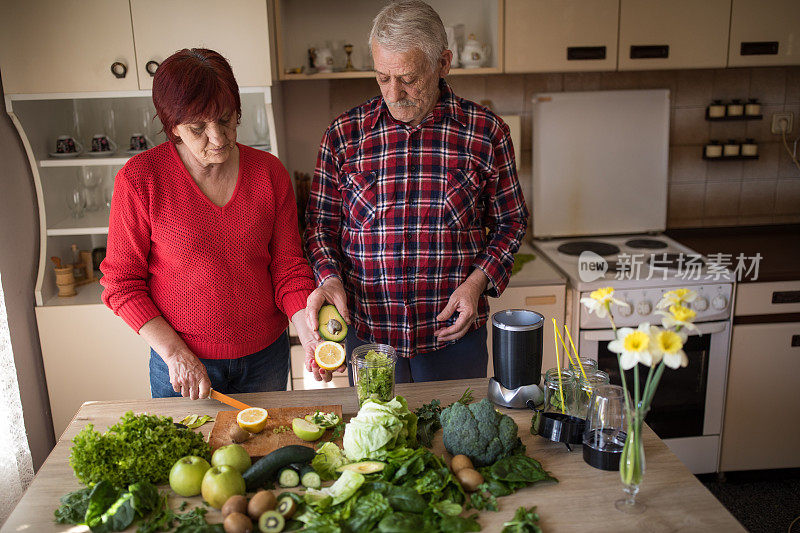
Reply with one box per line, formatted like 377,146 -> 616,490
3,378 -> 745,532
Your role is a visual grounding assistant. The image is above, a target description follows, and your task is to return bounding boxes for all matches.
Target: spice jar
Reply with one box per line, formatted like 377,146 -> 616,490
705,140 -> 723,158
707,100 -> 726,119
352,344 -> 396,406
543,368 -> 578,416
723,139 -> 740,157
575,370 -> 611,419
745,98 -> 761,117
741,138 -> 758,157
726,99 -> 744,117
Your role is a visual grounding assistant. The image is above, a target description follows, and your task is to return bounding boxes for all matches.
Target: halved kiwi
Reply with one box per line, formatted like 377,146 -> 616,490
258,510 -> 285,532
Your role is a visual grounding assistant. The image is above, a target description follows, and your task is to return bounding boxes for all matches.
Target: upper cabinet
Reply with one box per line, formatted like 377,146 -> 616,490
130,0 -> 271,90
618,0 -> 731,70
0,0 -> 139,94
504,0 -> 619,73
728,0 -> 800,67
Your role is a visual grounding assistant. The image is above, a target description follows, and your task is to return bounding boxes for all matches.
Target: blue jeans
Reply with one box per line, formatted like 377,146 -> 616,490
149,332 -> 290,398
344,325 -> 488,384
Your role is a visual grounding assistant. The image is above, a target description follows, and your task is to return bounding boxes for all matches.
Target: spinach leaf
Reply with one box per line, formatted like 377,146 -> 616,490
431,499 -> 462,517
386,486 -> 426,514
54,486 -> 93,524
84,481 -> 121,531
440,513 -> 482,532
345,492 -> 392,532
377,512 -> 424,533
129,481 -> 159,517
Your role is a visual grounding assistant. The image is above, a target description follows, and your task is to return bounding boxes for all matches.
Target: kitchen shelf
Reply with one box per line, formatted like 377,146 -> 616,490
47,209 -> 110,236
702,154 -> 760,161
42,279 -> 104,307
40,156 -> 131,167
705,112 -> 763,122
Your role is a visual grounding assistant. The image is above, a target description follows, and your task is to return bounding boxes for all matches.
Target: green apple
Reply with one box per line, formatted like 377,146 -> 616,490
211,443 -> 252,474
169,455 -> 211,497
201,465 -> 246,509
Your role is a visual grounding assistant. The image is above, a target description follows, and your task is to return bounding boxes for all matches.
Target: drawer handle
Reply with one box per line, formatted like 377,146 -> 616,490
630,45 -> 669,59
146,60 -> 160,76
567,46 -> 606,60
740,41 -> 779,56
110,61 -> 128,79
772,291 -> 800,304
526,295 -> 556,306
793,335 -> 800,347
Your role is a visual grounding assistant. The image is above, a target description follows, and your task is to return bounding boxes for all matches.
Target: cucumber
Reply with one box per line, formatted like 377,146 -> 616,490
242,445 -> 316,491
278,467 -> 300,488
299,464 -> 322,489
336,461 -> 386,475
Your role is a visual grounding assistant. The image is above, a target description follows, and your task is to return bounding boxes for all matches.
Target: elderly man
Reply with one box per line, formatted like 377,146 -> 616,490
304,0 -> 528,383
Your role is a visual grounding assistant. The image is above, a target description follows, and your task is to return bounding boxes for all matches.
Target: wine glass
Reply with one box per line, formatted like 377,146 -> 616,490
253,104 -> 268,146
80,167 -> 102,211
139,106 -> 156,147
66,186 -> 86,219
104,106 -> 117,145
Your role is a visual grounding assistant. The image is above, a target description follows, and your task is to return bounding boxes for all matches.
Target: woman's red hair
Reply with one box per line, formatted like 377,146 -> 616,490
152,48 -> 241,143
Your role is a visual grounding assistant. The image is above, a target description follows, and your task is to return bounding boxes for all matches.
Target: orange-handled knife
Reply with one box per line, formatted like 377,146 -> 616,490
209,389 -> 255,411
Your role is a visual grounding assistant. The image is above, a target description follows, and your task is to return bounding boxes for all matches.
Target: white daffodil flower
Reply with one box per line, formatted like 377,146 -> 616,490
656,288 -> 698,309
607,323 -> 654,370
656,304 -> 699,332
580,287 -> 630,318
650,326 -> 689,369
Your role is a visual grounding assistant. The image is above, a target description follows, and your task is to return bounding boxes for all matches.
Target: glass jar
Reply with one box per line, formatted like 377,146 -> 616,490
567,357 -> 598,378
351,344 -> 397,406
575,369 -> 611,419
543,368 -> 577,416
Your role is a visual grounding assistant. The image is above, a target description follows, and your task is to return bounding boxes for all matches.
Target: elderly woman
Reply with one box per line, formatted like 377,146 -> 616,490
101,48 -> 318,399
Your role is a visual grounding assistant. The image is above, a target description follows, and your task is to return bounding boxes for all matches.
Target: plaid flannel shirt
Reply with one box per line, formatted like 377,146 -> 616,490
305,79 -> 528,358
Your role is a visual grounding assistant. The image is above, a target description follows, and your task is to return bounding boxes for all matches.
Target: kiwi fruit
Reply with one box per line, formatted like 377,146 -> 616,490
450,454 -> 474,473
455,468 -> 484,492
247,490 -> 277,520
258,510 -> 285,532
222,494 -> 249,518
223,512 -> 253,533
276,495 -> 297,519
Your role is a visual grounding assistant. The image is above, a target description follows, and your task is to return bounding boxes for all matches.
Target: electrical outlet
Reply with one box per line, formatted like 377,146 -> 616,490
771,112 -> 794,135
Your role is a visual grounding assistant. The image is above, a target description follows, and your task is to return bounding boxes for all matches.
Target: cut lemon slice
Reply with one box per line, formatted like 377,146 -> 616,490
237,407 -> 269,433
314,341 -> 346,371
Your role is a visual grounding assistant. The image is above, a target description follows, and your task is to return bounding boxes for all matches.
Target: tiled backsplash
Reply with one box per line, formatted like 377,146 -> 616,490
282,66 -> 800,229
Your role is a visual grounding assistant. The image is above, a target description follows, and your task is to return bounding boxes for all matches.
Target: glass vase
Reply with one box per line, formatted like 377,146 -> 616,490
616,410 -> 646,514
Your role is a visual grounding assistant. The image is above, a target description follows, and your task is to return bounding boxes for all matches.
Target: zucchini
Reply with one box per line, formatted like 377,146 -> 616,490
299,464 -> 322,489
278,467 -> 300,488
242,445 -> 316,491
336,461 -> 386,475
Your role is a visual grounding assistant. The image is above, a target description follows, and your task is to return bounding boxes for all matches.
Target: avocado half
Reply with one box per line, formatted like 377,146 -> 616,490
318,304 -> 347,342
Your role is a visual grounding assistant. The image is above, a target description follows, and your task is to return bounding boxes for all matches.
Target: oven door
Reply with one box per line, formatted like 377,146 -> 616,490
579,321 -> 730,439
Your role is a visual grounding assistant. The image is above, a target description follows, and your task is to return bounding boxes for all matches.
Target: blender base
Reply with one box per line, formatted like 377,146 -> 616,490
487,377 -> 543,409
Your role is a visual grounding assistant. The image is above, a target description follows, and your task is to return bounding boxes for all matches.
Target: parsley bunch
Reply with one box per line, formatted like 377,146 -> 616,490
69,411 -> 211,487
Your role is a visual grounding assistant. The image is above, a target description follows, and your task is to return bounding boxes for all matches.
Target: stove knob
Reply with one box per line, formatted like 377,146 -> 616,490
618,301 -> 634,317
636,300 -> 652,316
712,295 -> 728,310
693,297 -> 709,312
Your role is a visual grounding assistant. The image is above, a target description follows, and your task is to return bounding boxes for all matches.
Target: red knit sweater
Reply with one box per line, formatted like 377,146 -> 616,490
101,142 -> 315,359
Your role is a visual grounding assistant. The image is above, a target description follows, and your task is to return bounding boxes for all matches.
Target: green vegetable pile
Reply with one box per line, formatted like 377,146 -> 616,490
440,399 -> 522,467
415,387 -> 474,448
502,506 -> 543,533
343,396 -> 418,461
468,453 -> 557,511
355,349 -> 395,405
69,411 -> 211,486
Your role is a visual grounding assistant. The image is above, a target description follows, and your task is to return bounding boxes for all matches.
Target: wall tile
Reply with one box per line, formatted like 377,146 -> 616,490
746,104 -> 783,142
711,69 -> 750,101
749,67 -> 786,105
521,114 -> 532,153
636,70 -> 678,96
704,181 -> 742,217
742,142 -> 780,179
703,216 -> 740,227
667,217 -> 704,229
448,76 -> 487,104
785,67 -> 800,104
329,79 -> 379,118
675,70 -> 713,107
709,120 -> 746,141
600,71 -> 640,90
706,159 -> 742,182
774,214 -> 800,223
738,215 -> 775,225
563,72 -> 603,91
668,182 -> 705,222
669,145 -> 706,182
778,147 -> 800,178
738,179 -> 776,215
486,74 -> 525,114
775,178 -> 800,214
671,107 -> 709,145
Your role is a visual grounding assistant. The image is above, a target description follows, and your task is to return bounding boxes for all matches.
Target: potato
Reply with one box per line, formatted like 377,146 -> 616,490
223,512 -> 253,533
450,454 -> 474,473
222,494 -> 248,518
455,468 -> 484,492
247,489 -> 277,520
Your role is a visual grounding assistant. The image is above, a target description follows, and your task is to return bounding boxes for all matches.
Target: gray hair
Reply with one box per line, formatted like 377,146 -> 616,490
368,0 -> 448,70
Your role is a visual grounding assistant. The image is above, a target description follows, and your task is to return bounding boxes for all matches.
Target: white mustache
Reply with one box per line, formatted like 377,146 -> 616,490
387,100 -> 416,108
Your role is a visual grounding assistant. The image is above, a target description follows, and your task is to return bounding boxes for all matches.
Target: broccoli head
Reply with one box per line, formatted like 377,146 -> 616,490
440,398 -> 522,467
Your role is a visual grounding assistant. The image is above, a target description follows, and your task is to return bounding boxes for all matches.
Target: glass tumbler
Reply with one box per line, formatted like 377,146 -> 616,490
583,384 -> 630,471
351,343 -> 396,406
575,369 -> 610,419
568,357 -> 598,377
543,368 -> 577,416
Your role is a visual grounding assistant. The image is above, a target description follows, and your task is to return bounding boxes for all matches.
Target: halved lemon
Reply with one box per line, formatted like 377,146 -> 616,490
314,341 -> 345,371
237,407 -> 269,433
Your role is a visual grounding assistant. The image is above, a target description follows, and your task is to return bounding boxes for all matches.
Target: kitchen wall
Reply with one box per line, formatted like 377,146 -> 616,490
280,66 -> 800,229
0,77 -> 56,470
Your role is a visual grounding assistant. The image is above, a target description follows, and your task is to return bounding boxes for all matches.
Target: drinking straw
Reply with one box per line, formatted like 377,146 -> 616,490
564,325 -> 589,383
554,326 -> 577,371
552,319 -> 565,414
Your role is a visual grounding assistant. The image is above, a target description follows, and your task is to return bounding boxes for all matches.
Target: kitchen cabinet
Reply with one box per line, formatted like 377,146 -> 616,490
274,0 -> 503,80
0,0 -> 139,94
130,0 -> 272,89
618,0 -> 731,70
504,0 -> 619,73
720,280 -> 800,471
728,0 -> 800,67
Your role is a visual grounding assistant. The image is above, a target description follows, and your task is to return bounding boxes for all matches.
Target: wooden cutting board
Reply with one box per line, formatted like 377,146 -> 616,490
208,404 -> 344,458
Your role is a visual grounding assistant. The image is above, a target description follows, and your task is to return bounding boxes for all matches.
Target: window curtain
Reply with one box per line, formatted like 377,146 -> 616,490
0,273 -> 34,524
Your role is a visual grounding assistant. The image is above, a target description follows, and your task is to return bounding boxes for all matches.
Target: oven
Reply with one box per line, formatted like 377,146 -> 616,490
579,319 -> 731,474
